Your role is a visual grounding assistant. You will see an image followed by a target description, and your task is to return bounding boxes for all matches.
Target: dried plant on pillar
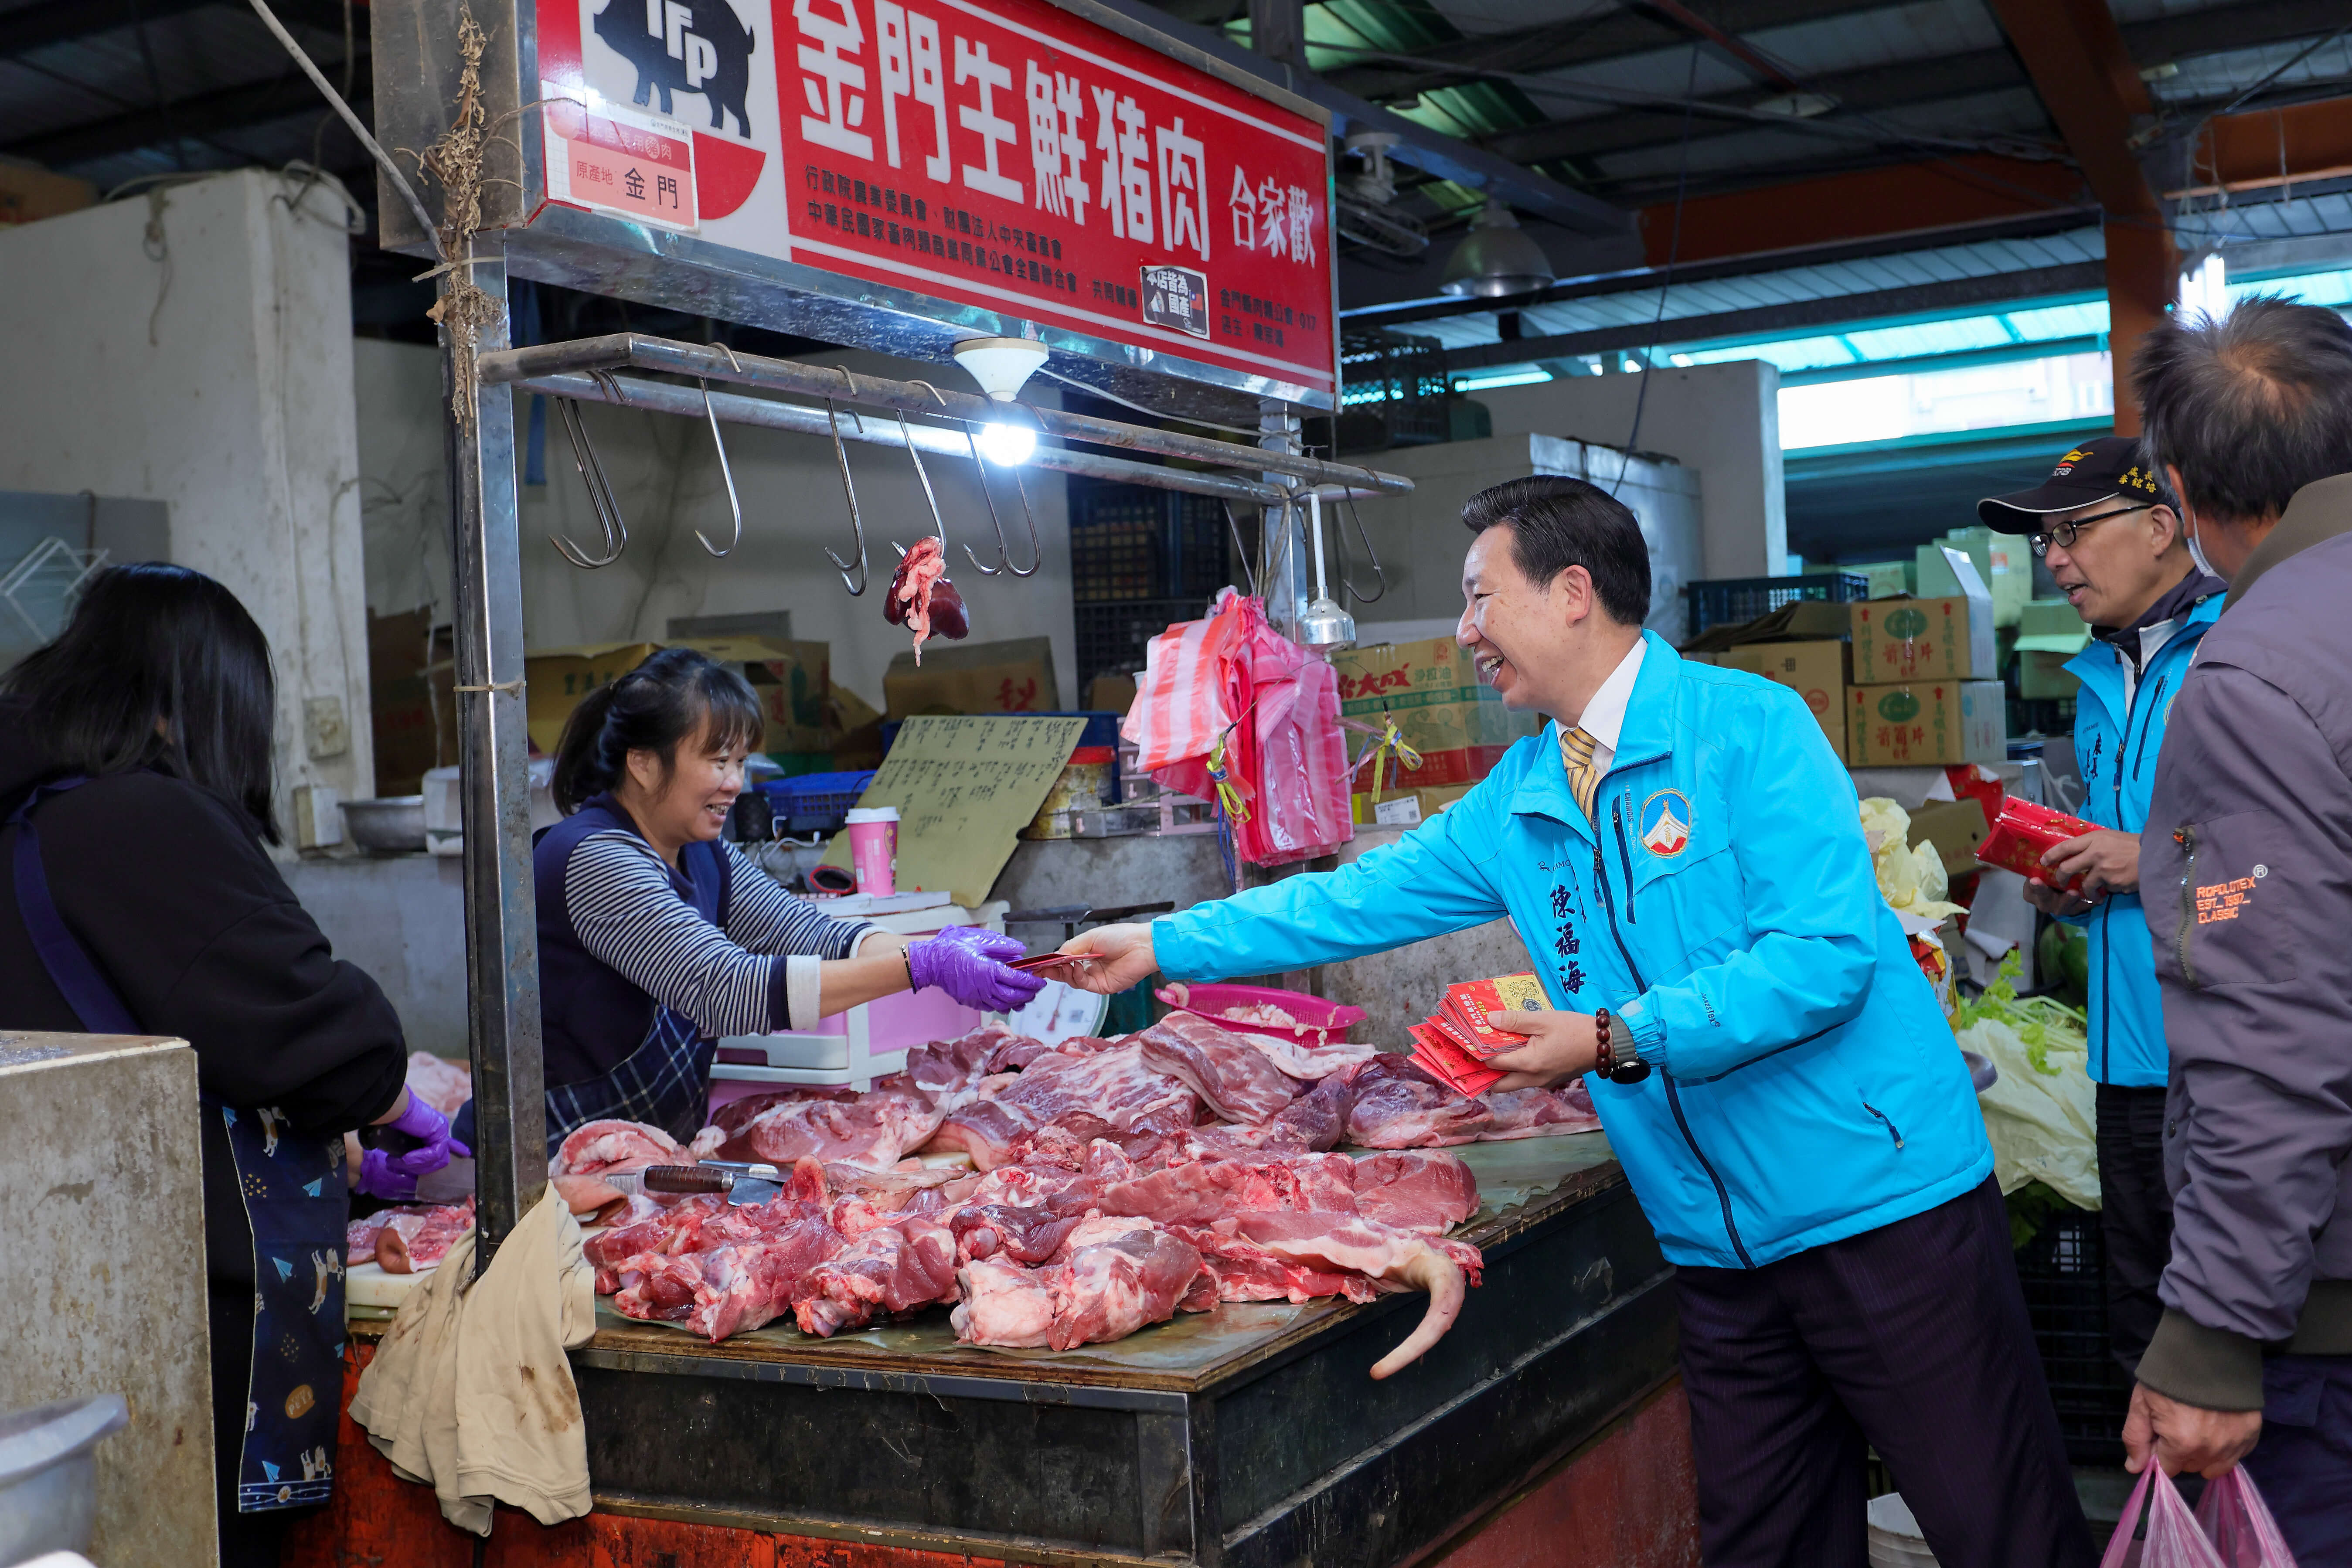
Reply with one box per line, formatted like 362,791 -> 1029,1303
409,3 -> 508,433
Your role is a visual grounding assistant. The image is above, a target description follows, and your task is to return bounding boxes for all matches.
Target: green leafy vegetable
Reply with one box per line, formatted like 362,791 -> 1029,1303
1954,951 -> 2086,1076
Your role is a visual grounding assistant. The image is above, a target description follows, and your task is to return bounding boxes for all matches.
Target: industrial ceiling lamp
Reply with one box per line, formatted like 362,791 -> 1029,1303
953,336 -> 1049,464
1439,202 -> 1555,299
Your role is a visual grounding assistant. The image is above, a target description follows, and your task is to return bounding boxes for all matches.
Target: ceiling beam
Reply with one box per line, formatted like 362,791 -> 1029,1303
1432,261 -> 2106,375
0,0 -> 211,60
2122,0 -> 2349,71
0,64 -> 367,167
1084,0 -> 1632,238
1479,46 -> 2027,172
1631,153 -> 2090,271
1983,0 -> 2168,434
0,0 -> 359,61
2174,92 -> 2352,196
1320,0 -> 1883,105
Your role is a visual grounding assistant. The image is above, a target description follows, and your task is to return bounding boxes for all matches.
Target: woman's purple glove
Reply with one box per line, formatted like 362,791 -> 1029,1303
354,1095 -> 470,1201
907,925 -> 1047,1013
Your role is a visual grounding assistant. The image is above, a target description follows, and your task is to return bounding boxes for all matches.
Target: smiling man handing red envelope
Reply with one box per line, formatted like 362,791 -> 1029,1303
1057,476 -> 2095,1568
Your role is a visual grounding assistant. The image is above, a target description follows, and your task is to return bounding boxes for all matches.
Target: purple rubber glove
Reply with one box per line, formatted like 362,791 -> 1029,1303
906,925 -> 1047,1013
353,1095 -> 470,1201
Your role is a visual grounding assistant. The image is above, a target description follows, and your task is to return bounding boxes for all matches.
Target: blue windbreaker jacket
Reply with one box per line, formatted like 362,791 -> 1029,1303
2060,592 -> 2222,1087
1154,633 -> 1992,1269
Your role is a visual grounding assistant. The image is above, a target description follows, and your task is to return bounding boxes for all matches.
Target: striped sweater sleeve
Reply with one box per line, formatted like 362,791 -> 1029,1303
564,833 -> 818,1037
719,841 -> 878,959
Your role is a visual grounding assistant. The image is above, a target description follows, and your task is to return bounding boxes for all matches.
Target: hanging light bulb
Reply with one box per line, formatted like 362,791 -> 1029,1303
1439,203 -> 1556,299
975,420 -> 1036,466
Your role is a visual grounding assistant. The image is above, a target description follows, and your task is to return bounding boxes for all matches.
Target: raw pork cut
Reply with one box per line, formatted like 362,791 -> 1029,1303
713,1082 -> 946,1170
1481,1079 -> 1602,1139
792,1215 -> 959,1336
551,1119 -> 689,1211
1232,1031 -> 1378,1082
372,1201 -> 477,1273
951,1258 -> 1056,1347
1172,1222 -> 1379,1305
1134,1015 -> 1301,1124
951,1216 -> 1208,1350
404,1051 -> 472,1116
906,1027 -> 1044,1099
949,1204 -> 1085,1265
1350,1151 -> 1481,1234
1233,1211 -> 1483,1378
1096,1154 -> 1359,1228
1343,1056 -> 1494,1148
927,1042 -> 1197,1170
1044,1217 -> 1207,1350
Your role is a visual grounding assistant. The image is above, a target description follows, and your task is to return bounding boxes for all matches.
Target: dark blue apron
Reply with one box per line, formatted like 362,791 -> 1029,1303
9,776 -> 347,1512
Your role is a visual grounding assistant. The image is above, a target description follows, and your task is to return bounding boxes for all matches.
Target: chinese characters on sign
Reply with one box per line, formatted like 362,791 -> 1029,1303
539,0 -> 1335,398
779,0 -> 1331,391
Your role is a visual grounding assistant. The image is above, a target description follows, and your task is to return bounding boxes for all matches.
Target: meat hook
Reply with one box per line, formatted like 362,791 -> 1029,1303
1335,490 -> 1388,604
959,421 -> 1041,577
897,411 -> 947,552
693,376 -> 742,558
823,398 -> 869,595
549,397 -> 626,568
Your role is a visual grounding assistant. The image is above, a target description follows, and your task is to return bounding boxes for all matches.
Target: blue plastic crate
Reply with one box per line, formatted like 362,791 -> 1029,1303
1685,572 -> 1869,642
759,769 -> 876,835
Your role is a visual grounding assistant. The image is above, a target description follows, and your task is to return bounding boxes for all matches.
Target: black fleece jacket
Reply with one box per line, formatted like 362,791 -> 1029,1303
0,699 -> 407,1289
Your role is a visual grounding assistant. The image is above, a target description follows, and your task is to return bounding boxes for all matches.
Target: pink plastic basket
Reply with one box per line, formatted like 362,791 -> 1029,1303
1154,982 -> 1367,1043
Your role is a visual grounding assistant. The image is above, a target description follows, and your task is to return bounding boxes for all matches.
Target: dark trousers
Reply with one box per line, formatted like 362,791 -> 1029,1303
2243,1355 -> 2352,1563
1675,1177 -> 2094,1568
2097,1082 -> 2173,1373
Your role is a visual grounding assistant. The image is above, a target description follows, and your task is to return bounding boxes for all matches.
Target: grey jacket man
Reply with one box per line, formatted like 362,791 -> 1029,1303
2136,471 -> 2352,1410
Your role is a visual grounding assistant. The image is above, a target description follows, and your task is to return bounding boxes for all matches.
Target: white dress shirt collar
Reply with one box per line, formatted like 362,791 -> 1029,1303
1566,637 -> 1647,772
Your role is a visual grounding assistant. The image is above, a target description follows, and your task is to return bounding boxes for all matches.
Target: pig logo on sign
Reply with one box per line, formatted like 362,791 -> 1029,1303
592,0 -> 756,136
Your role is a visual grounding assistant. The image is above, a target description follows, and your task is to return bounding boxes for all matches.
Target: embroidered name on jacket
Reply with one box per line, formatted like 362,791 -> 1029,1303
2195,874 -> 2261,924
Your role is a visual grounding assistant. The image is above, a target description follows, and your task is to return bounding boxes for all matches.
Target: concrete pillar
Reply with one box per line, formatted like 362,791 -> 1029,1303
1474,359 -> 1786,579
0,170 -> 374,827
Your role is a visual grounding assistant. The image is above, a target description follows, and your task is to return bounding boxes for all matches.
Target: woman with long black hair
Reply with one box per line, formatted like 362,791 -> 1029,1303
0,564 -> 460,1566
523,646 -> 1042,1150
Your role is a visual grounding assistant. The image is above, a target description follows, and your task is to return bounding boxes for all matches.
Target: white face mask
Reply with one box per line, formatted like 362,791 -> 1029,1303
2182,500 -> 2224,583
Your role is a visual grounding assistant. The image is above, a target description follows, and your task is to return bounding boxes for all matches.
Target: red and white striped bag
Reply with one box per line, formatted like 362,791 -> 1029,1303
1123,588 -> 1249,772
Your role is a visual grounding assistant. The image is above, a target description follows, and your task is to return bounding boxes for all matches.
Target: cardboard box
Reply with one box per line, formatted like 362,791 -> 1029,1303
1845,681 -> 2008,767
1857,561 -> 1912,599
1903,796 -> 1992,878
1922,526 -> 2031,629
1716,640 -> 1848,751
368,609 -> 455,796
1333,637 -> 1543,792
672,635 -> 833,755
1850,595 -> 1996,682
2017,650 -> 2083,700
0,164 -> 95,228
1351,782 -> 1477,827
523,641 -> 661,755
883,635 -> 1059,720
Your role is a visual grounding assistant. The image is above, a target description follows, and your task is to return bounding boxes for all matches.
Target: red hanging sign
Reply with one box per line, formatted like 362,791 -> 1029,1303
535,0 -> 1337,398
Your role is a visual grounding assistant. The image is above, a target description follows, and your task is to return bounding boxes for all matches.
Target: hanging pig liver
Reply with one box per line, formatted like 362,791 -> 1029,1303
885,537 -> 969,661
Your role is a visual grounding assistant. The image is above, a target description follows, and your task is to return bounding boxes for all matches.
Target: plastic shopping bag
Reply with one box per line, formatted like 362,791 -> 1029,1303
2100,1467 -> 2225,1568
2193,1469 -> 2299,1567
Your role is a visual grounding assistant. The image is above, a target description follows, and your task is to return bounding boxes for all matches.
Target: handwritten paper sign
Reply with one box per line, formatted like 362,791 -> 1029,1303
822,714 -> 1086,906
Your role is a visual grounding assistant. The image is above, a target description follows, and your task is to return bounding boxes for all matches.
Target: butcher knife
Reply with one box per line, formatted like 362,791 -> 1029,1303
606,1160 -> 785,1205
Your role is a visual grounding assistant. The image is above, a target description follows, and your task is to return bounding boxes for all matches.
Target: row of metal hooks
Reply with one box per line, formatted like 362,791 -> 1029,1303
548,357 -> 1041,589
1214,487 -> 1386,605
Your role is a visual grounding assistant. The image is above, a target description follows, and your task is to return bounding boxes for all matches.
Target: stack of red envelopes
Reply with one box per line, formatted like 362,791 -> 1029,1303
1409,973 -> 1553,1097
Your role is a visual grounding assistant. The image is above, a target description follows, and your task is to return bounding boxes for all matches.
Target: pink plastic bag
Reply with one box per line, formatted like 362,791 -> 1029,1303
2193,1469 -> 2299,1567
2101,1469 -> 2225,1568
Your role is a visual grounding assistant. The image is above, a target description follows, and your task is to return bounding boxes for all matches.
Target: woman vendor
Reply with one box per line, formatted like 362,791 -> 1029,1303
0,565 -> 461,1567
513,646 -> 1042,1151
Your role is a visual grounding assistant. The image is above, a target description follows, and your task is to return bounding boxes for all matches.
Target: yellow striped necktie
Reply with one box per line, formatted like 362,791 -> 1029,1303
1559,726 -> 1601,821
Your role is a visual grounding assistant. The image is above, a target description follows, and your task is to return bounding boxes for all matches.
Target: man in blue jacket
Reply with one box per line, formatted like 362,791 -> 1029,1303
1978,436 -> 2223,1375
1066,476 -> 2091,1568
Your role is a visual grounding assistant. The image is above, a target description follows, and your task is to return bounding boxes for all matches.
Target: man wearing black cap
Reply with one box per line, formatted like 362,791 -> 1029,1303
1979,435 -> 2224,1379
